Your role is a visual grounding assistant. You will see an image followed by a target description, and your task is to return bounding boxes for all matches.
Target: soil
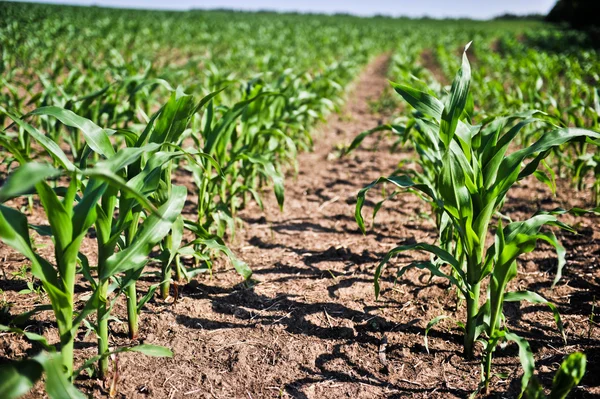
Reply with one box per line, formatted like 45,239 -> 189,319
1,54 -> 599,399
419,49 -> 449,86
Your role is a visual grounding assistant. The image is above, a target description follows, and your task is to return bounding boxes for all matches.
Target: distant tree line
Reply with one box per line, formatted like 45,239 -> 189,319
493,13 -> 545,21
546,0 -> 600,29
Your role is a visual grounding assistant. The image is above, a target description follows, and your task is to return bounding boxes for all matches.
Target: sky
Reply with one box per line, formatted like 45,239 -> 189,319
13,0 -> 558,20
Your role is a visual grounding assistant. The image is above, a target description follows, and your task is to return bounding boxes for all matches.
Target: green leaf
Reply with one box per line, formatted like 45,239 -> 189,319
35,352 -> 86,399
550,352 -> 586,399
240,154 -> 285,209
493,128 -> 600,202
343,124 -> 394,155
94,143 -> 160,173
390,82 -> 444,121
71,183 -> 104,246
375,243 -> 465,299
149,90 -> 195,145
356,175 -> 437,234
35,181 -> 72,254
0,163 -> 61,202
165,214 -> 183,261
424,315 -> 449,354
136,284 -> 158,314
440,42 -> 471,149
0,324 -> 54,351
0,205 -> 62,291
504,332 -> 535,399
128,344 -> 173,357
73,342 -> 173,378
0,108 -> 76,172
187,236 -> 252,280
533,160 -> 557,196
0,359 -> 43,399
101,185 -> 186,280
83,168 -> 154,212
30,107 -> 116,158
504,290 -> 565,344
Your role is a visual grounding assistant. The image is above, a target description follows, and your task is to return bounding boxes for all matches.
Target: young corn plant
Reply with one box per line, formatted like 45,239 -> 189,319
0,107 -> 177,381
86,143 -> 187,377
0,162 -> 99,378
0,107 -> 126,376
355,44 -> 600,394
140,88 -> 248,299
189,91 -> 286,240
130,89 -> 201,301
525,352 -> 587,399
93,181 -> 184,378
175,91 -> 288,289
86,88 -> 226,347
115,88 -> 253,302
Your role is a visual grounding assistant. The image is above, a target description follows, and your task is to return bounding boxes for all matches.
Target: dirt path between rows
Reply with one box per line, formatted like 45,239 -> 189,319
3,54 -> 599,399
114,53 -> 472,399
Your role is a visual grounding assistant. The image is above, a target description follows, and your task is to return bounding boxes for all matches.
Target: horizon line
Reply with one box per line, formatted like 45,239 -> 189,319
6,0 -> 550,21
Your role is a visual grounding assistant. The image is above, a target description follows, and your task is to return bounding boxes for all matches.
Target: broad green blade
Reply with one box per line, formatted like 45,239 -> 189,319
128,344 -> 173,357
390,82 -> 443,121
0,163 -> 61,202
35,352 -> 86,399
0,360 -> 43,399
101,185 -> 187,279
550,353 -> 586,399
30,107 -> 116,157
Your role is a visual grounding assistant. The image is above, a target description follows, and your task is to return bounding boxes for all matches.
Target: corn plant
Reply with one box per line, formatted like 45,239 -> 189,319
525,352 -> 587,399
188,92 -> 285,238
136,89 -> 252,299
0,324 -> 168,399
93,183 -> 184,377
355,44 -> 600,394
0,148 -> 108,377
1,343 -> 85,399
0,107 -> 178,381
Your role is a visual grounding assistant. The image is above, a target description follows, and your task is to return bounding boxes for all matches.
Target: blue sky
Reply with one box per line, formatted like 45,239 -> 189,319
15,0 -> 558,19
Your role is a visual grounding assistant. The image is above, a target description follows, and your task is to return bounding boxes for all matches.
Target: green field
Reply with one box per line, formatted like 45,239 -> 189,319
1,2 -> 599,398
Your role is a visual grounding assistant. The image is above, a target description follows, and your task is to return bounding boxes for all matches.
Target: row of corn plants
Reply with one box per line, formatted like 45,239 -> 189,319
365,27 -> 600,209
0,6 -> 395,391
353,45 -> 599,396
0,101 -> 187,395
432,30 -> 600,206
0,74 -> 370,396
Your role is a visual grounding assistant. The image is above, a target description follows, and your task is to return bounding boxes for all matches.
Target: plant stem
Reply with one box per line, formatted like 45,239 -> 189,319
464,281 -> 480,358
58,310 -> 74,377
174,255 -> 183,282
160,233 -> 173,299
483,345 -> 493,393
59,252 -> 77,377
126,283 -> 138,340
97,279 -> 109,379
125,212 -> 140,339
96,193 -> 116,380
160,272 -> 170,299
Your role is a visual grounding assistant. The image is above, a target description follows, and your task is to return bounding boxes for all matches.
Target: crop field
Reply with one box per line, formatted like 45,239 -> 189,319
0,1 -> 599,398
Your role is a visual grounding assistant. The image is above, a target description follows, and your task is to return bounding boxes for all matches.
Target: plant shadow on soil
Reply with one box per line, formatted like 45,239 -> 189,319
174,279 -> 471,398
283,345 -> 471,399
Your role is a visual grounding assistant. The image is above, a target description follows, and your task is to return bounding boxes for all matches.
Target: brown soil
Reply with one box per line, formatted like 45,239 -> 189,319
1,54 -> 599,399
419,50 -> 449,86
490,39 -> 502,54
